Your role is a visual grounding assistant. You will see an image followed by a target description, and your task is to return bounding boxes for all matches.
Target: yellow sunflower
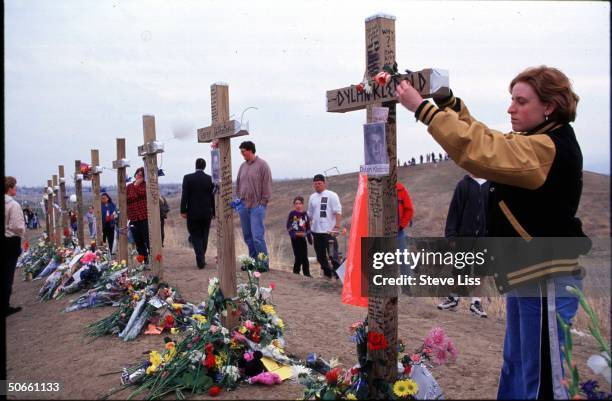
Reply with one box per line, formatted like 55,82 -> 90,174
393,379 -> 418,397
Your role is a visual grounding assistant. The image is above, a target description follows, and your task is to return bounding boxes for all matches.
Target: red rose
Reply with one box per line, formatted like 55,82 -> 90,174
136,255 -> 145,264
204,353 -> 216,369
325,367 -> 341,385
164,314 -> 175,328
208,386 -> 221,397
367,331 -> 388,351
374,71 -> 391,85
269,282 -> 276,290
356,83 -> 365,93
63,228 -> 71,237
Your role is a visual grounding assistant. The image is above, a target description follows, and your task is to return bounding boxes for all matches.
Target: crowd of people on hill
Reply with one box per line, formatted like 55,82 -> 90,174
399,152 -> 450,167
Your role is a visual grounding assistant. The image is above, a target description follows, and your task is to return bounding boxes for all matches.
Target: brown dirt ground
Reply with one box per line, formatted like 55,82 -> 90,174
7,162 -> 610,399
6,246 -> 608,400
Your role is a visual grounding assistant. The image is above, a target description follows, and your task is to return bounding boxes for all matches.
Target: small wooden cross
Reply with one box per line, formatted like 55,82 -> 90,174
325,14 -> 449,395
45,179 -> 53,242
58,165 -> 69,244
196,83 -> 249,329
52,175 -> 61,246
138,115 -> 164,278
90,149 -> 104,246
74,160 -> 86,248
113,138 -> 130,264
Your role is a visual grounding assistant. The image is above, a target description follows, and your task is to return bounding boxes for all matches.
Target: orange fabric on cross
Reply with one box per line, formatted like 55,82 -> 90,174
341,173 -> 369,307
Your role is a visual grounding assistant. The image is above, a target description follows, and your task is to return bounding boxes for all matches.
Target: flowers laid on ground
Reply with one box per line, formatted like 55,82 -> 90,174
297,319 -> 455,400
114,268 -> 298,400
18,240 -> 58,280
558,285 -> 611,399
239,253 -> 269,273
87,280 -> 187,342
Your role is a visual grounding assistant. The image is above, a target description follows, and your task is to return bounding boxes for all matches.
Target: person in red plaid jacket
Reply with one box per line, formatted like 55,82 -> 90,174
127,167 -> 149,261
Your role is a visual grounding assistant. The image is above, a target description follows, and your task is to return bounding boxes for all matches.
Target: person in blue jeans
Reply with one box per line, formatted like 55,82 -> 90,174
396,66 -> 589,399
235,141 -> 272,270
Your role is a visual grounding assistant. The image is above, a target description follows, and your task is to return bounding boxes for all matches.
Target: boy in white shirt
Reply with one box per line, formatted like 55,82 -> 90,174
307,174 -> 342,279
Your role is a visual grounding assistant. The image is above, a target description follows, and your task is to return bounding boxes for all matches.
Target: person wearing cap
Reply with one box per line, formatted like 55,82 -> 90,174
235,141 -> 272,269
127,166 -> 149,262
307,174 -> 342,279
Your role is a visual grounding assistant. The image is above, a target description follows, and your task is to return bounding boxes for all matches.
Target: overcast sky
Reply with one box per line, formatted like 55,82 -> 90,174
5,0 -> 610,187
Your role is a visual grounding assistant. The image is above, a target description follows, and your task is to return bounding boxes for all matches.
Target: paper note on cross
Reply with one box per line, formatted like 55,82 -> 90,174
325,14 -> 449,395
197,83 -> 249,330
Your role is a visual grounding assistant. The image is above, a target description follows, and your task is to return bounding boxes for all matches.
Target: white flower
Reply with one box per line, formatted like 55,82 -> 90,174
291,364 -> 312,380
364,82 -> 372,95
222,365 -> 240,381
220,327 -> 229,336
106,283 -> 112,290
587,353 -> 612,384
257,287 -> 272,301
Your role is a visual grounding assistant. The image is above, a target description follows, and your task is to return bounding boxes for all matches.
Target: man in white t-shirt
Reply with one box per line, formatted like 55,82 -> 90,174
307,174 -> 342,279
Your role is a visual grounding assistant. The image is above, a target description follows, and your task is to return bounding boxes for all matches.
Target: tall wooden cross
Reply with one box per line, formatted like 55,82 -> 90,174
325,14 -> 449,394
52,175 -> 61,246
58,165 -> 69,245
138,115 -> 164,278
196,83 -> 249,329
113,138 -> 130,264
74,160 -> 86,248
43,184 -> 50,241
90,149 -> 104,246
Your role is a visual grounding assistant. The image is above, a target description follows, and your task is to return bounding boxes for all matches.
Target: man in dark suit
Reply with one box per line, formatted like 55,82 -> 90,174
181,158 -> 215,269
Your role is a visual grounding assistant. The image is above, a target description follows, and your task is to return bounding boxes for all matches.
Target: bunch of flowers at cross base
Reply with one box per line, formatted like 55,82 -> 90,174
296,319 -> 456,400
110,267 -> 291,400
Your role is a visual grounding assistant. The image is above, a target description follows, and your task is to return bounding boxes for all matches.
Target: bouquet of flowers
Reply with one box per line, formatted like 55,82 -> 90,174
297,320 -> 456,400
239,253 -> 269,273
111,269 -> 296,400
19,240 -> 57,279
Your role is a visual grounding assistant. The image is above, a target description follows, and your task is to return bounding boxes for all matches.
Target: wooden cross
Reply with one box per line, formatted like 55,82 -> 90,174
43,185 -> 50,241
197,83 -> 249,329
45,179 -> 53,242
90,149 -> 104,247
74,160 -> 86,248
113,138 -> 130,264
138,115 -> 164,278
325,14 -> 449,394
52,175 -> 61,246
58,165 -> 69,245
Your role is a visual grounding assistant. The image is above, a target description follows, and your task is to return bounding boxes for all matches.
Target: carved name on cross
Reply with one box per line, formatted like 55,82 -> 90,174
325,14 -> 449,395
196,83 -> 249,330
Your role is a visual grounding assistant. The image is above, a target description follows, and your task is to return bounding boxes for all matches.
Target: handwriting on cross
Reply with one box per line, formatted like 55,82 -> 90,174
326,69 -> 449,113
324,14 -> 451,395
113,138 -> 130,264
196,83 -> 249,330
139,115 -> 164,279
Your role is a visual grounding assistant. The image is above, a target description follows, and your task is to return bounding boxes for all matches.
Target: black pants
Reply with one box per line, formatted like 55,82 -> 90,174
129,219 -> 149,261
103,224 -> 115,253
312,233 -> 339,278
3,237 -> 21,312
161,218 -> 166,247
291,236 -> 310,276
187,217 -> 212,268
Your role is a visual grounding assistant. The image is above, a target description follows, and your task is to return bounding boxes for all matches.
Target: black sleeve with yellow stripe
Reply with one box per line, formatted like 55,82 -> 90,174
414,95 -> 556,190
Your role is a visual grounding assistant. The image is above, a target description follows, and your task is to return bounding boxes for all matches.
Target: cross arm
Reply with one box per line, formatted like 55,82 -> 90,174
197,120 -> 249,143
326,68 -> 449,113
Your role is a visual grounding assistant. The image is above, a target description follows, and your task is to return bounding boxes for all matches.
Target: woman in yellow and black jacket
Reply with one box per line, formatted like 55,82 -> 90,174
396,66 -> 588,399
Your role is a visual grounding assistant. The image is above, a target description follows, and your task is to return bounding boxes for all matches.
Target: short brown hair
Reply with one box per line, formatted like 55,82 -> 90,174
509,66 -> 579,123
5,176 -> 17,193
